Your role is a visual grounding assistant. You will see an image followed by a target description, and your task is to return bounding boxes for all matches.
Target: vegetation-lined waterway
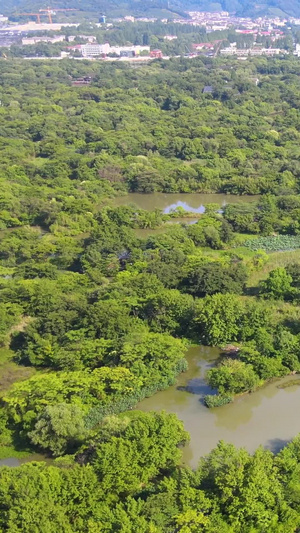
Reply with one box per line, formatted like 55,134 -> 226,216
115,193 -> 259,213
138,346 -> 300,469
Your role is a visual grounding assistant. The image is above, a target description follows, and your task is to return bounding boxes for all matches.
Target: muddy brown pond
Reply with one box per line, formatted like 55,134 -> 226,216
138,346 -> 300,469
3,347 -> 300,469
0,454 -> 49,468
115,192 -> 259,213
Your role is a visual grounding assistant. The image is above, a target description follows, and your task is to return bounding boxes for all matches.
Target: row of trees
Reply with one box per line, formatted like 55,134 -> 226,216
2,424 -> 300,532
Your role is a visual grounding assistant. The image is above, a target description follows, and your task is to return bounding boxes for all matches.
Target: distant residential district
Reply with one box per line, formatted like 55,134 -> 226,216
0,8 -> 300,60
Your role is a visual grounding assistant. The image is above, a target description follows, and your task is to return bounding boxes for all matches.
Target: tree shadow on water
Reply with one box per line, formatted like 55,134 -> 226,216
177,378 -> 216,406
265,438 -> 290,454
177,378 -> 212,395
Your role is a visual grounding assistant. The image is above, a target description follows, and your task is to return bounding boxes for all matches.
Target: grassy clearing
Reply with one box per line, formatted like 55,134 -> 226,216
0,349 -> 37,462
238,294 -> 300,324
247,249 -> 300,288
0,348 -> 39,461
0,348 -> 36,397
0,446 -> 31,460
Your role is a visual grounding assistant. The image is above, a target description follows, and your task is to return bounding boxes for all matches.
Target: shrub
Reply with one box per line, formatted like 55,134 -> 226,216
204,394 -> 233,408
207,358 -> 260,395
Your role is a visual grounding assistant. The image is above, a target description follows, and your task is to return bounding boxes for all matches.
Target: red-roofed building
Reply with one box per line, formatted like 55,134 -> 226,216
192,42 -> 214,50
150,49 -> 163,58
236,29 -> 256,34
66,44 -> 82,51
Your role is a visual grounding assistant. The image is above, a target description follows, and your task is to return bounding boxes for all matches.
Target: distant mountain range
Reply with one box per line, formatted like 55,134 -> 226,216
186,0 -> 300,17
2,0 -> 300,18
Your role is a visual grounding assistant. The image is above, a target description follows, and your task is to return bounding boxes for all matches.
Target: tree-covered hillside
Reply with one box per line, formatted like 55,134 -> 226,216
2,0 -> 179,19
2,0 -> 300,17
177,0 -> 300,17
177,0 -> 298,17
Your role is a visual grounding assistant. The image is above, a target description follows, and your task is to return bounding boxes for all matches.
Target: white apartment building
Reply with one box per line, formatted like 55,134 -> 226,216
81,43 -> 110,56
22,35 -> 65,45
110,45 -> 150,55
221,45 -> 284,56
220,47 -> 248,56
79,43 -> 150,57
294,43 -> 300,57
249,48 -> 283,55
68,35 -> 96,43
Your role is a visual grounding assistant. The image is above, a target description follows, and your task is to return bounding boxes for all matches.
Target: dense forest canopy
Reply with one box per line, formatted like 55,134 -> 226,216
2,54 -> 300,531
0,55 -> 299,197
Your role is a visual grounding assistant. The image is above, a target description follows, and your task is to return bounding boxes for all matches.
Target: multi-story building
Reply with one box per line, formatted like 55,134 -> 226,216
192,42 -> 215,51
67,43 -> 150,58
68,35 -> 96,43
249,48 -> 283,55
111,45 -> 150,56
294,44 -> 300,57
220,45 -> 285,56
81,43 -> 110,56
22,35 -> 65,45
150,49 -> 163,58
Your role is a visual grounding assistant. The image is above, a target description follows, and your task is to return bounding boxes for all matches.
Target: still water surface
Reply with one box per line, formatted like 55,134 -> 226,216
2,347 -> 300,469
138,346 -> 300,469
0,453 -> 48,468
115,193 -> 258,213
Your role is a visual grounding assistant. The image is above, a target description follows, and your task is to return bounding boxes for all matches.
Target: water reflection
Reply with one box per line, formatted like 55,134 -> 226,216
181,377 -> 212,397
0,458 -> 20,467
115,193 -> 259,213
0,453 -> 49,468
163,201 -> 207,214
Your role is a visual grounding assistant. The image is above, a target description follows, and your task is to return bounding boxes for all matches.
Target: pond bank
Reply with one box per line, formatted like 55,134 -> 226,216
137,346 -> 300,469
0,453 -> 49,468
